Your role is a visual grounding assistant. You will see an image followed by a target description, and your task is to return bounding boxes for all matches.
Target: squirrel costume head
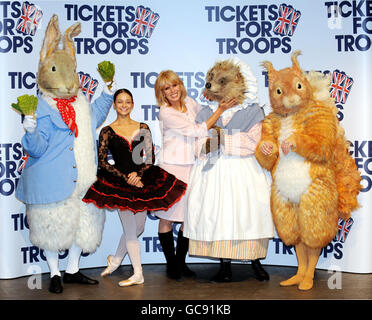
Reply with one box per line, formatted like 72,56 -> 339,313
262,50 -> 313,116
37,14 -> 81,99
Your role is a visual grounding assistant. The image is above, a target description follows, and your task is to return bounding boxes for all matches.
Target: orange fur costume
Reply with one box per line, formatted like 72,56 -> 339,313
255,51 -> 362,290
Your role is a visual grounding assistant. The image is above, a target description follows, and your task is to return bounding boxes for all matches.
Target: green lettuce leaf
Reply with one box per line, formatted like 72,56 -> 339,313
97,61 -> 115,84
12,94 -> 38,117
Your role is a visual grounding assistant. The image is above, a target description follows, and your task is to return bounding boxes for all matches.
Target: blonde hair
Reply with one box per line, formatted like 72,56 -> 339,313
154,70 -> 187,107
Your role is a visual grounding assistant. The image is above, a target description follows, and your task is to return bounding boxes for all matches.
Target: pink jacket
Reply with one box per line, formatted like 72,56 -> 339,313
158,96 -> 208,165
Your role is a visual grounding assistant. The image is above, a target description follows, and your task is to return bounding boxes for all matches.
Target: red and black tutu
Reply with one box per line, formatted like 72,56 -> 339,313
83,165 -> 187,213
82,125 -> 187,214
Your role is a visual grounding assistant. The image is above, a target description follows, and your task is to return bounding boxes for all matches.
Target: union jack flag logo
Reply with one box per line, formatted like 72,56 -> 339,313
273,4 -> 301,37
130,6 -> 160,38
145,11 -> 160,38
334,218 -> 354,243
330,70 -> 353,104
78,72 -> 98,102
16,2 -> 43,36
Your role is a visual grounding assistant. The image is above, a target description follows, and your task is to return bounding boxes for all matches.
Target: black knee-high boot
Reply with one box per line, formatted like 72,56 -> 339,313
158,231 -> 181,280
176,230 -> 196,278
210,258 -> 232,282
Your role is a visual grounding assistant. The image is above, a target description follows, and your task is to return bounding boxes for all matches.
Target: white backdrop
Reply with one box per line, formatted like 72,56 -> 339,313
1,0 -> 371,279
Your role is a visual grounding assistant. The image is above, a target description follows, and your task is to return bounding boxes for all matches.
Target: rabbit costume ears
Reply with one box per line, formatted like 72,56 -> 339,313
40,14 -> 81,64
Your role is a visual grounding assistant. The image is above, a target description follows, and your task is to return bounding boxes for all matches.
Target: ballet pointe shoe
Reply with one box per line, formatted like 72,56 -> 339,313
101,255 -> 121,277
118,273 -> 144,287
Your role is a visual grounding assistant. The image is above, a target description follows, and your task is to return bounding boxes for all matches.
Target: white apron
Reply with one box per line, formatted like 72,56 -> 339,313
184,154 -> 275,242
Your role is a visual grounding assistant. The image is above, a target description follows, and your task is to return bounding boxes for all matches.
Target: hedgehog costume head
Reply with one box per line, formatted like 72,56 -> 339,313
203,57 -> 259,106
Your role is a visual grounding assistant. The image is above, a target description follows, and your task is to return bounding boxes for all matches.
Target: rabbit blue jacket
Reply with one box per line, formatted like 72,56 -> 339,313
15,91 -> 113,204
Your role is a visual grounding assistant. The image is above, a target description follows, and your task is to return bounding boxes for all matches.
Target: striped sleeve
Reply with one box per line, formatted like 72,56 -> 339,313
223,122 -> 262,156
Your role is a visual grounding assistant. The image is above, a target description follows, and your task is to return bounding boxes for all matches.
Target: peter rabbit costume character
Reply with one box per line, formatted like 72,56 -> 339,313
255,51 -> 361,290
16,15 -> 115,293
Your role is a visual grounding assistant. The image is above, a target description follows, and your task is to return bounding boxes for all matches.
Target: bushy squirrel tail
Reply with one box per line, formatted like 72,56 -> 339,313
305,70 -> 362,220
334,124 -> 362,220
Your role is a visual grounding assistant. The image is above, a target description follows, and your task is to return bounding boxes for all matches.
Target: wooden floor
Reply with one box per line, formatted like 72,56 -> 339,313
1,264 -> 371,318
1,263 -> 371,300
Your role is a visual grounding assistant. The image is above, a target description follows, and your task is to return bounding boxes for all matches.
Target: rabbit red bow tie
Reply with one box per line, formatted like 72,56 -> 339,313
53,96 -> 78,137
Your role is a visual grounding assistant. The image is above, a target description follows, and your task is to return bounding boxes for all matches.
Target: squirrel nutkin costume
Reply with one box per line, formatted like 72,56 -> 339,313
255,51 -> 362,290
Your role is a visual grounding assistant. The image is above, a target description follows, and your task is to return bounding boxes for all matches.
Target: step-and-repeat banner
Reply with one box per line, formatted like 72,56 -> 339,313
1,0 -> 371,278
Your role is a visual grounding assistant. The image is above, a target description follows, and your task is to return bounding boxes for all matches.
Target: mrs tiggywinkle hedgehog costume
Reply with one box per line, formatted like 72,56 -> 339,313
184,58 -> 275,282
15,15 -> 115,294
255,51 -> 362,291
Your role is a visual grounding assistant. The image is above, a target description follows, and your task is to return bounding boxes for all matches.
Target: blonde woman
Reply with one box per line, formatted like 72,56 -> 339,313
154,70 -> 236,280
